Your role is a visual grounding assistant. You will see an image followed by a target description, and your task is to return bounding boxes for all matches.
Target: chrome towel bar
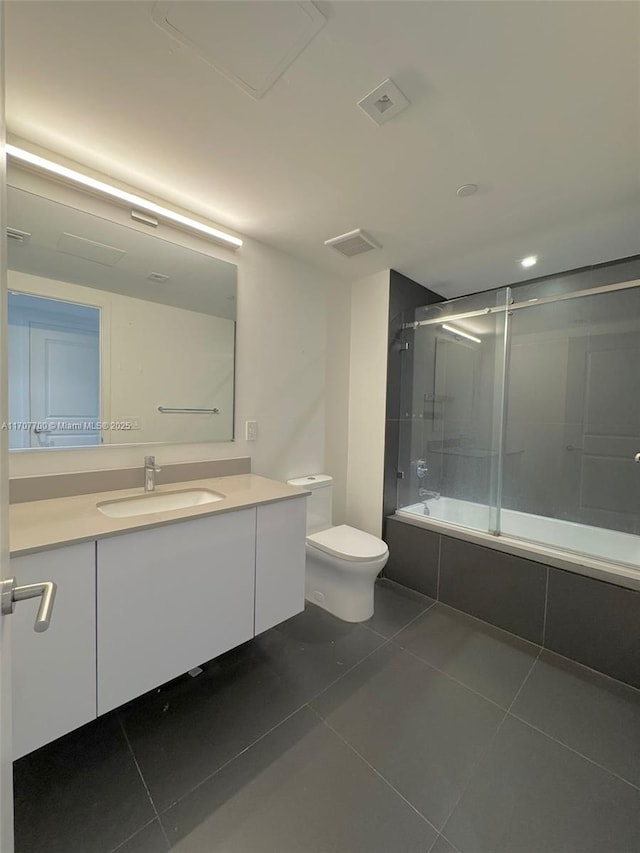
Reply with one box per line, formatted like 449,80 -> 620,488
158,406 -> 219,414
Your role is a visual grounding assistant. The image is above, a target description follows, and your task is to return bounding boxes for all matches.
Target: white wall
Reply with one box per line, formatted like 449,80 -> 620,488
344,271 -> 390,537
324,279 -> 352,524
8,168 -> 333,484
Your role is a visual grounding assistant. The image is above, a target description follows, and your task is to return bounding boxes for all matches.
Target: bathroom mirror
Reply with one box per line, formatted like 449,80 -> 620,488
7,185 -> 237,450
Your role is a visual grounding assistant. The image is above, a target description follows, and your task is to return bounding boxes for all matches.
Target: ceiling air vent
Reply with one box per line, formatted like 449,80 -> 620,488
7,227 -> 31,244
357,78 -> 410,126
324,229 -> 381,258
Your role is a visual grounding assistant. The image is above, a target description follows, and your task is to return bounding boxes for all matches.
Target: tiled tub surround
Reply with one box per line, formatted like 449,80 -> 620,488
400,497 -> 640,570
13,580 -> 640,853
385,516 -> 640,688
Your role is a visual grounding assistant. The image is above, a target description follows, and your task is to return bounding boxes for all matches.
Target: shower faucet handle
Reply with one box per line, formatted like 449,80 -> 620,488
634,452 -> 640,463
415,459 -> 428,478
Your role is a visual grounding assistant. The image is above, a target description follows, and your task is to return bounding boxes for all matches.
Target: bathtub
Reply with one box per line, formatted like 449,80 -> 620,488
396,497 -> 640,591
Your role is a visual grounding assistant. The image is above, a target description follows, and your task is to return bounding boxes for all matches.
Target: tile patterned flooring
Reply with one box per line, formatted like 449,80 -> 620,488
14,579 -> 640,853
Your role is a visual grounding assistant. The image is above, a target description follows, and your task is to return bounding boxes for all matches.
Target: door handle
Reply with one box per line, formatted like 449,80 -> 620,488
1,578 -> 57,632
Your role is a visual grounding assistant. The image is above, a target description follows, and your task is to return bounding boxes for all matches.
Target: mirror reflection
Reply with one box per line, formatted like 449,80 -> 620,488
7,186 -> 237,450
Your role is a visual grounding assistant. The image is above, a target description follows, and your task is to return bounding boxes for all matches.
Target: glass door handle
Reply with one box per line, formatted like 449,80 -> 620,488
1,578 -> 57,632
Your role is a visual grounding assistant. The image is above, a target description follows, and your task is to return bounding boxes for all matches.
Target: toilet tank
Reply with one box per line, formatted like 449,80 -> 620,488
286,474 -> 333,534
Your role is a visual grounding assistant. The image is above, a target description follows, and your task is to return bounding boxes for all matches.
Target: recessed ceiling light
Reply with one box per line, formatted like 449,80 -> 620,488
456,184 -> 478,197
520,255 -> 538,268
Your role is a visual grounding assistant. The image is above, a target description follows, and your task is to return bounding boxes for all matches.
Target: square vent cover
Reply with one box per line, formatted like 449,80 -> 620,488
357,78 -> 410,126
324,229 -> 381,258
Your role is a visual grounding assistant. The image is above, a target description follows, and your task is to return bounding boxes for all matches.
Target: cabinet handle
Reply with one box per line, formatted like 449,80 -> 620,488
1,578 -> 57,632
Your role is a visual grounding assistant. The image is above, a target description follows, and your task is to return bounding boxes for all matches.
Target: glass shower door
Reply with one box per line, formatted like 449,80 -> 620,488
502,284 -> 640,566
397,289 -> 509,534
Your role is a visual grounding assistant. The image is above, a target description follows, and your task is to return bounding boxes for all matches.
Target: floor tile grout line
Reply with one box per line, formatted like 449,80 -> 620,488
361,598 -> 438,642
397,646 -> 513,713
311,706 -> 440,838
153,635 -> 399,817
360,598 -> 436,641
428,832 -> 464,853
439,832 -> 464,853
507,710 -> 640,793
385,584 -> 639,695
421,584 -> 640,695
107,817 -> 165,853
155,699 -> 313,818
378,576 -> 435,603
504,647 -> 543,715
116,714 -> 171,847
429,600 -> 542,652
433,647 -> 543,836
537,645 -> 640,696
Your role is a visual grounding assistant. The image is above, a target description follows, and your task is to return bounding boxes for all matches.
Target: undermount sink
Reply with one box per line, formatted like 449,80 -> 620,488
97,488 -> 225,518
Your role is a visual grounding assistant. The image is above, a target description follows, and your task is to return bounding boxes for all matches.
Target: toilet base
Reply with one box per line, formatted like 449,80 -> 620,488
304,545 -> 389,623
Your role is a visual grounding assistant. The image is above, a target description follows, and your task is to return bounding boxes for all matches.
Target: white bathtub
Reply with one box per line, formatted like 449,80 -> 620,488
397,497 -> 640,589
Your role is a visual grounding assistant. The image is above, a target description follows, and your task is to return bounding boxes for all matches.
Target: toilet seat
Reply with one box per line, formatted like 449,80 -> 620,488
306,524 -> 388,562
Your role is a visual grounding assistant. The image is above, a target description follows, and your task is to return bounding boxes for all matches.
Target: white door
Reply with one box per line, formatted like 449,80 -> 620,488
28,324 -> 100,447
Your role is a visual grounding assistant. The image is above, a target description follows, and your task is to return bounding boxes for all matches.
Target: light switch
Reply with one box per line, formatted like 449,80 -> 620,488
245,420 -> 258,441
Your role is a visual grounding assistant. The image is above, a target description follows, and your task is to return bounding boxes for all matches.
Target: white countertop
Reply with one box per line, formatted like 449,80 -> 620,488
10,474 -> 309,556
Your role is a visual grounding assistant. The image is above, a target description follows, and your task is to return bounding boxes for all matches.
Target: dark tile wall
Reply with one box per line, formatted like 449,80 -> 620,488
438,536 -> 547,645
384,517 -> 439,598
383,517 -> 640,689
545,568 -> 640,688
383,271 -> 443,530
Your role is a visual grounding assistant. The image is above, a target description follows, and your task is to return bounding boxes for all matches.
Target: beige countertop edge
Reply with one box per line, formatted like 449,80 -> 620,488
10,474 -> 310,557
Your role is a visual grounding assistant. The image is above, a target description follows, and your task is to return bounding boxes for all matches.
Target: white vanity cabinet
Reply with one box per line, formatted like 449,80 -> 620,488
11,491 -> 307,755
11,542 -> 97,759
255,498 -> 306,634
96,508 -> 257,714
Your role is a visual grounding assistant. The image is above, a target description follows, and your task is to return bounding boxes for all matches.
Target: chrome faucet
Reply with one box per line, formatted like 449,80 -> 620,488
144,455 -> 162,492
418,488 -> 440,516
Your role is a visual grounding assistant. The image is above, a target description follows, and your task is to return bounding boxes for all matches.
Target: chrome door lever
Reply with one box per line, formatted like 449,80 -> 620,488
1,578 -> 57,632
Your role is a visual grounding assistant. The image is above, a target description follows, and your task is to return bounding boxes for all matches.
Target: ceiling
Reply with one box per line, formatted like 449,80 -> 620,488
7,186 -> 237,318
5,1 -> 640,298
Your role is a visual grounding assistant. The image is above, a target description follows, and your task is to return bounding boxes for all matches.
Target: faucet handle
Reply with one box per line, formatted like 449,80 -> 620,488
144,455 -> 161,471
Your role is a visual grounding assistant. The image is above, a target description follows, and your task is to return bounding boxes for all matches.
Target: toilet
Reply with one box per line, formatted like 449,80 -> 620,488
287,475 -> 389,622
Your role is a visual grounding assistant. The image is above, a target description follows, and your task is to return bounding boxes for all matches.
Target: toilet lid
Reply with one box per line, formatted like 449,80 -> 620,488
307,525 -> 389,562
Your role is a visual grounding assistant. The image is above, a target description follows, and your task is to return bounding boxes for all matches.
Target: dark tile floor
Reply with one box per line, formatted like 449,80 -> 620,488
14,579 -> 640,853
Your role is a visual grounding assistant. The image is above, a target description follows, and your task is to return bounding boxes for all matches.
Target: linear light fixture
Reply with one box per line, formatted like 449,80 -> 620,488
6,144 -> 243,249
441,323 -> 481,344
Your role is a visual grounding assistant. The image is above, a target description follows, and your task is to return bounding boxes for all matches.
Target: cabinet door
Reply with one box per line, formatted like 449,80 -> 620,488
12,542 -> 97,759
97,510 -> 256,714
255,497 -> 306,635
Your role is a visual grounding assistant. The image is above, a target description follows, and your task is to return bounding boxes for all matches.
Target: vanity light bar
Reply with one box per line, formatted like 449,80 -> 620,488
6,145 -> 243,250
441,323 -> 481,344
